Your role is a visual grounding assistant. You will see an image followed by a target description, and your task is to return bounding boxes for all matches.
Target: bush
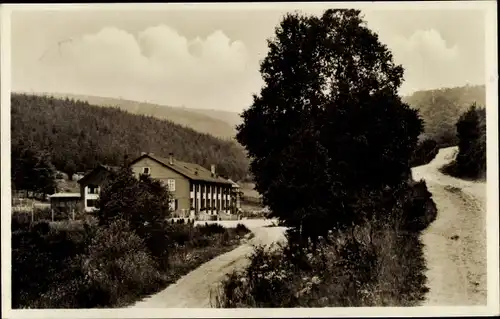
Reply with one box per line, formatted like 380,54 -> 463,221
197,223 -> 226,236
443,105 -> 486,179
11,220 -> 91,308
77,219 -> 162,307
215,181 -> 436,308
410,139 -> 439,167
235,223 -> 250,235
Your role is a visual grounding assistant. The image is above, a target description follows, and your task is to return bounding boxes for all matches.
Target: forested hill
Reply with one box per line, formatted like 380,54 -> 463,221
30,92 -> 239,139
403,84 -> 486,146
11,93 -> 249,181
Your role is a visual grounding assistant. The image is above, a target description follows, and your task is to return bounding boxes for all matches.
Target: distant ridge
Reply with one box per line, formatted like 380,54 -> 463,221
402,84 -> 486,146
25,92 -> 241,139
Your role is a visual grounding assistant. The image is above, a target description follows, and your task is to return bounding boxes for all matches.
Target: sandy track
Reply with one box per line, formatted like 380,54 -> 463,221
412,147 -> 487,305
130,221 -> 287,308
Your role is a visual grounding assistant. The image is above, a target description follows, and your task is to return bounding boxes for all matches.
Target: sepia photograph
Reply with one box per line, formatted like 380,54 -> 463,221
1,1 -> 498,318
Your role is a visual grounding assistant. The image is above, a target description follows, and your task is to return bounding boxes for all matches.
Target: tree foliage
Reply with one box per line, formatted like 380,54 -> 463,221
236,9 -> 423,237
410,138 -> 439,167
11,93 -> 249,182
11,142 -> 57,197
97,167 -> 173,268
97,167 -> 172,237
452,104 -> 486,178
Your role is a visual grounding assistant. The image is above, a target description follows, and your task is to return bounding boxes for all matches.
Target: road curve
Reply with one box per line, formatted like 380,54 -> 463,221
411,147 -> 487,305
130,221 -> 287,308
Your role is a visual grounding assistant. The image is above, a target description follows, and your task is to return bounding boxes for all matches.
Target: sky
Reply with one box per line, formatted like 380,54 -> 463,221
9,3 -> 488,113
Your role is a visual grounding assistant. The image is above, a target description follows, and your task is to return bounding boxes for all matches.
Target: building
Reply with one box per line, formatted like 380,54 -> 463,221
227,178 -> 242,214
77,153 -> 238,219
48,193 -> 82,213
128,152 -> 234,219
77,165 -> 119,212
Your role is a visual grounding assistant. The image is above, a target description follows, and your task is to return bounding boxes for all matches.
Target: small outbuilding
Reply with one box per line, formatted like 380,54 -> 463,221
48,193 -> 82,213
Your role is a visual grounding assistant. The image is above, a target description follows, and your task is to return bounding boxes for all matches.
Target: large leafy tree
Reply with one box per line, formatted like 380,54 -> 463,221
236,9 -> 423,237
454,103 -> 486,178
97,167 -> 172,238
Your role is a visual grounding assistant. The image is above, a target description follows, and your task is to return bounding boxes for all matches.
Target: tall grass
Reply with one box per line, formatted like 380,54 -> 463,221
213,181 -> 436,307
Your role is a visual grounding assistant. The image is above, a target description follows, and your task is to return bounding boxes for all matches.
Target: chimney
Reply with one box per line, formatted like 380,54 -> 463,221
211,164 -> 216,177
169,153 -> 174,165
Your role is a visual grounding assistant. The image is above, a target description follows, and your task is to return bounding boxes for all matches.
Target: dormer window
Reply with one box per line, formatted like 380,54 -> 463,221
143,167 -> 151,175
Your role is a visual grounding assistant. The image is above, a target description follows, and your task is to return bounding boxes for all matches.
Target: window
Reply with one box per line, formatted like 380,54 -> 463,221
190,198 -> 194,208
202,198 -> 206,209
86,199 -> 97,207
87,185 -> 99,194
143,167 -> 150,175
167,179 -> 176,192
190,183 -> 193,192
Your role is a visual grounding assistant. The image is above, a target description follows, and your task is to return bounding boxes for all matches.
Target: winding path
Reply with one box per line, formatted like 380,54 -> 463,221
130,220 -> 287,308
131,147 -> 487,308
411,147 -> 487,305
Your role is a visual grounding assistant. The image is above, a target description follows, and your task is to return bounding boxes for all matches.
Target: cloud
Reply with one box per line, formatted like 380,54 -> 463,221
16,25 -> 261,111
384,28 -> 481,95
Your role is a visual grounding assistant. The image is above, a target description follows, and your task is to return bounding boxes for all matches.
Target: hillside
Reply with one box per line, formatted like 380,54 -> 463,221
403,84 -> 486,146
31,92 -> 239,139
11,93 -> 249,181
188,108 -> 243,131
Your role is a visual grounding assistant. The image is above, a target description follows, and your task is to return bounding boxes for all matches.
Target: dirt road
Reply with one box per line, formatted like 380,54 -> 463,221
412,147 -> 487,305
130,221 -> 287,308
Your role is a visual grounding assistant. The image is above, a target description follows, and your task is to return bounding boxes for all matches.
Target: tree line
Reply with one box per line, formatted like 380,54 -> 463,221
11,93 -> 250,194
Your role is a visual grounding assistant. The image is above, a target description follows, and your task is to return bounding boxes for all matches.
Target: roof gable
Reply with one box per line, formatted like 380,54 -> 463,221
77,164 -> 119,185
129,154 -> 231,185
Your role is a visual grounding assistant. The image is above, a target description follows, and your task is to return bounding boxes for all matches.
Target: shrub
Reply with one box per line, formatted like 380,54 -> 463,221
235,223 -> 250,235
77,219 -> 162,307
444,104 -> 486,179
216,223 -> 429,308
215,181 -> 436,308
197,223 -> 226,236
11,220 -> 91,308
410,138 -> 439,167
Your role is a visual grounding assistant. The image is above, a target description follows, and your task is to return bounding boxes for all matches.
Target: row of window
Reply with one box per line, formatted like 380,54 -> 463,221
190,198 -> 231,210
190,183 -> 231,196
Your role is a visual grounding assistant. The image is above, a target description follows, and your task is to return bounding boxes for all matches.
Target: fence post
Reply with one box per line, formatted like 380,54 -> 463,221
31,201 -> 35,223
51,209 -> 54,222
72,209 -> 75,221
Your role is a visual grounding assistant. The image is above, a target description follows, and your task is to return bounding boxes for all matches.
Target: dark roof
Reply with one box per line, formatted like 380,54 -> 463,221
130,153 -> 232,185
77,164 -> 120,185
48,193 -> 81,198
